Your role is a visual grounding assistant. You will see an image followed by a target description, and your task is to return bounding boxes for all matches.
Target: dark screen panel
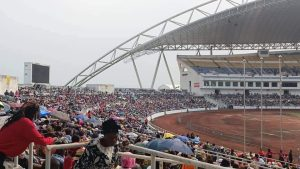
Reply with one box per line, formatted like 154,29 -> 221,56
32,64 -> 49,83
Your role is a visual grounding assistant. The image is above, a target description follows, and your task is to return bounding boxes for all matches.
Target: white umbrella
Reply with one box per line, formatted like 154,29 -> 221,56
126,132 -> 138,138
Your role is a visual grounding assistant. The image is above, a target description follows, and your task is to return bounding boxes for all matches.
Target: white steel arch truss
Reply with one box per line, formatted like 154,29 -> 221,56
65,0 -> 295,87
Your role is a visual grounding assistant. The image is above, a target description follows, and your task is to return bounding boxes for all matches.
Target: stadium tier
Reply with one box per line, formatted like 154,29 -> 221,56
178,51 -> 300,96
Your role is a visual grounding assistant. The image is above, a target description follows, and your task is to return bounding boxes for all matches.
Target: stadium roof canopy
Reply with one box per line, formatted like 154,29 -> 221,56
66,0 -> 300,87
132,0 -> 300,53
177,51 -> 300,69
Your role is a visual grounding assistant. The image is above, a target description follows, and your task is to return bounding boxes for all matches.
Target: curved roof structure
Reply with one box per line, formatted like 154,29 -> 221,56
66,0 -> 300,87
178,51 -> 300,75
133,0 -> 300,52
178,50 -> 300,69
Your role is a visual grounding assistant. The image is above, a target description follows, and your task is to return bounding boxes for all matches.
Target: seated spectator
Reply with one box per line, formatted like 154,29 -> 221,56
74,119 -> 121,169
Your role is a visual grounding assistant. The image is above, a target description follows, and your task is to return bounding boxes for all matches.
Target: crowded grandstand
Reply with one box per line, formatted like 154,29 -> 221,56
0,86 -> 299,169
1,0 -> 300,169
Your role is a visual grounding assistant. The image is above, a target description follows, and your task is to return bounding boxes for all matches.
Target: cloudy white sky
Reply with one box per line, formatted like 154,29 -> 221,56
0,0 -> 241,88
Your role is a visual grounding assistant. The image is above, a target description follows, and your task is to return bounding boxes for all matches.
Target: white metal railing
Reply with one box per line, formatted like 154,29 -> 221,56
42,142 -> 229,169
45,142 -> 184,169
202,149 -> 282,169
24,141 -> 298,169
45,142 -> 88,169
128,144 -> 228,169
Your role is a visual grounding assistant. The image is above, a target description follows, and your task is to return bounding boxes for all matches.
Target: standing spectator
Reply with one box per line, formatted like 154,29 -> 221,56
74,119 -> 121,169
0,101 -> 55,168
266,148 -> 273,162
258,148 -> 265,157
4,90 -> 9,96
9,91 -> 14,97
279,150 -> 284,162
288,149 -> 293,164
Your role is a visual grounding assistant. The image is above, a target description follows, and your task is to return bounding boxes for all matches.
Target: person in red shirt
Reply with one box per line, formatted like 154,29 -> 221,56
258,148 -> 265,157
0,101 -> 55,168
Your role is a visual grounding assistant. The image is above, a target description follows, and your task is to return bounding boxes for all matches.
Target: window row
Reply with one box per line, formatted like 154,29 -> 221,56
203,81 -> 298,88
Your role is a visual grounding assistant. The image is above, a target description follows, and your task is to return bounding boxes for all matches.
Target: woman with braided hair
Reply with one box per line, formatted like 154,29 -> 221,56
0,101 -> 55,169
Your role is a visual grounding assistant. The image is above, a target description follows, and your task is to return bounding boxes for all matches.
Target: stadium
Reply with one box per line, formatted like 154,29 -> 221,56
1,0 -> 300,169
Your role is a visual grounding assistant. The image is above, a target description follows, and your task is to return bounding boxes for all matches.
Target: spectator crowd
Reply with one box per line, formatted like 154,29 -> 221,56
0,86 -> 299,169
210,93 -> 300,107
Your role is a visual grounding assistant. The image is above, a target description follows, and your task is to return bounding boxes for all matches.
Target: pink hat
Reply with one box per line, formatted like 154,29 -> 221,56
121,152 -> 136,169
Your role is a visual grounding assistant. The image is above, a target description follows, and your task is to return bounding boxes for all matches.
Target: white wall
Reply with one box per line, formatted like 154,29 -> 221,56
24,62 -> 32,84
178,60 -> 200,95
86,84 -> 114,94
99,84 -> 114,94
0,75 -> 18,95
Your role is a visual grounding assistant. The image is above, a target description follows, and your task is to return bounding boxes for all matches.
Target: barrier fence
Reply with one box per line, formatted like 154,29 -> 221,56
17,139 -> 296,169
43,142 -> 228,169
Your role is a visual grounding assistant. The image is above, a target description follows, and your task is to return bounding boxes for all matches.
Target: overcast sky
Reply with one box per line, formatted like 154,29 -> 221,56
0,0 -> 242,88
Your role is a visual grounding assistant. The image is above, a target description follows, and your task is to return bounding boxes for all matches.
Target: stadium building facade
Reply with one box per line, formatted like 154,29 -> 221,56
178,51 -> 300,96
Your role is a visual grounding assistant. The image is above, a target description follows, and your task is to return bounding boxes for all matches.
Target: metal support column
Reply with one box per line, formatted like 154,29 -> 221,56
162,52 -> 175,89
279,55 -> 283,150
260,57 -> 264,149
13,157 -> 18,167
45,148 -> 52,169
131,56 -> 143,88
151,155 -> 156,169
151,52 -> 163,89
243,59 -> 246,153
29,143 -> 34,169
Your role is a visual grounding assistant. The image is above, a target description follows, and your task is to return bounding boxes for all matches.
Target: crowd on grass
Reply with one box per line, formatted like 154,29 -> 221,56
0,86 -> 299,169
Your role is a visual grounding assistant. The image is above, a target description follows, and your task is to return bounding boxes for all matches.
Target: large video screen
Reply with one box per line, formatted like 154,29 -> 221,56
32,64 -> 50,83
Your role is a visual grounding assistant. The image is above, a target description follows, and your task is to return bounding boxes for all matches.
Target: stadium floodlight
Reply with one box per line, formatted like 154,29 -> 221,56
242,59 -> 246,153
259,56 -> 263,149
278,55 -> 283,151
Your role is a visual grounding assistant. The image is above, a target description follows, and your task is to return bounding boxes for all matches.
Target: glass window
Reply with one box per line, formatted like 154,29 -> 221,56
272,82 -> 277,87
256,82 -> 261,87
282,82 -> 297,87
233,82 -> 238,87
211,81 -> 216,86
218,81 -> 223,86
240,82 -> 244,87
204,81 -> 209,86
264,82 -> 269,87
225,81 -> 231,87
248,82 -> 253,87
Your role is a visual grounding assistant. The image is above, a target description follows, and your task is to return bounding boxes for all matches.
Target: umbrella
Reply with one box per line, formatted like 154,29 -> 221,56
160,139 -> 193,155
48,109 -> 70,121
76,114 -> 88,121
146,139 -> 165,150
39,106 -> 50,118
0,116 -> 9,128
176,135 -> 189,143
191,136 -> 200,144
146,139 -> 193,155
126,132 -> 138,139
40,110 -> 50,117
144,129 -> 154,134
163,133 -> 175,139
0,102 -> 10,113
86,117 -> 102,126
